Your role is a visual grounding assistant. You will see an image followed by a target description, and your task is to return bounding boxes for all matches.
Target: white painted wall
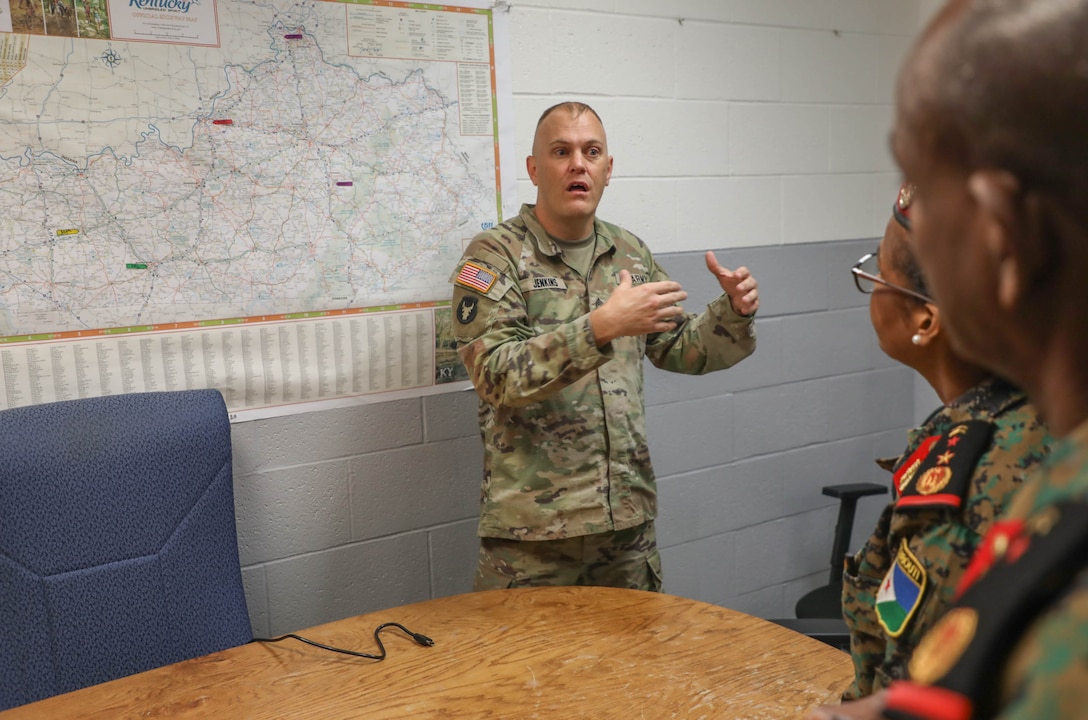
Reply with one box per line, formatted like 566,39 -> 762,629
505,0 -> 920,251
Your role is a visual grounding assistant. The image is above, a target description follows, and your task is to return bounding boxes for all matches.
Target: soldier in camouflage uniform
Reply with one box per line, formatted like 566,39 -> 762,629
451,101 -> 758,591
841,188 -> 1052,699
806,1 -> 1088,718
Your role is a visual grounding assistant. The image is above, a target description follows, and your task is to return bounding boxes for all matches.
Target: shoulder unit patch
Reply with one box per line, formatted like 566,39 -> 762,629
877,539 -> 928,637
456,295 -> 479,325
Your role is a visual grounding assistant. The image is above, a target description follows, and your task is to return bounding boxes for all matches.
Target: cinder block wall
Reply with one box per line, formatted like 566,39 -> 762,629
235,0 -> 933,637
646,242 -> 913,615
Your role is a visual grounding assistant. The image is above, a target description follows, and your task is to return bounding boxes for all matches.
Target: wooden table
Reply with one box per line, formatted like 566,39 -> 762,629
2,587 -> 852,719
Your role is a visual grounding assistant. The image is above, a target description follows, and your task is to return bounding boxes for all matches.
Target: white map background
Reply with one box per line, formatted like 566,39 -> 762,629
0,0 -> 500,337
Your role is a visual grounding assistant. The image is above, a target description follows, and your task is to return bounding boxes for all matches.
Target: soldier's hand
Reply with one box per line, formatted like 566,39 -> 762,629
706,251 -> 759,316
804,690 -> 888,720
590,270 -> 687,346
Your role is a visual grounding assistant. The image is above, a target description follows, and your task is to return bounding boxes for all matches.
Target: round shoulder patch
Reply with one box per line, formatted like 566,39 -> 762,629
908,607 -> 978,684
456,295 -> 479,324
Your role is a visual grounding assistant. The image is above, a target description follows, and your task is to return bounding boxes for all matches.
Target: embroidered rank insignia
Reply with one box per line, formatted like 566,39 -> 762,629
877,540 -> 927,637
455,261 -> 497,294
917,466 -> 953,495
896,420 -> 994,509
893,435 -> 941,495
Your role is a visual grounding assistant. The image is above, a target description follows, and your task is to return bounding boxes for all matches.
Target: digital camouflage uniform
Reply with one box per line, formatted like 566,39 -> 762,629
882,418 -> 1088,720
841,377 -> 1051,699
450,204 -> 756,587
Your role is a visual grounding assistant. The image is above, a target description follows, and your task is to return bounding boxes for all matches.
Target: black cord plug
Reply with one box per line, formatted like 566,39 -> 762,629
410,631 -> 434,647
377,622 -> 433,648
253,621 -> 434,661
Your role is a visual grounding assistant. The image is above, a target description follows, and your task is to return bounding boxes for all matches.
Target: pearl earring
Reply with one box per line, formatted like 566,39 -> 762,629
912,334 -> 923,346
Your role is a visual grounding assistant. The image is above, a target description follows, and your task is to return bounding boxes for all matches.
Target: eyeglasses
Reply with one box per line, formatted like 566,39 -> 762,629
851,251 -> 934,304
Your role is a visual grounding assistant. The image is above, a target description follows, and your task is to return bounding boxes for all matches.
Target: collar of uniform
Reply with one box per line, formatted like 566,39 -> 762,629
1028,414 -> 1088,508
521,204 -> 616,259
894,376 -> 1024,472
910,377 -> 1024,438
948,375 -> 1027,421
520,204 -> 562,257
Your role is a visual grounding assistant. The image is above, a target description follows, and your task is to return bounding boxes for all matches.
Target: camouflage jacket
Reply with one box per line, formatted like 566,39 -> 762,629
841,377 -> 1051,699
883,417 -> 1088,720
450,204 -> 756,541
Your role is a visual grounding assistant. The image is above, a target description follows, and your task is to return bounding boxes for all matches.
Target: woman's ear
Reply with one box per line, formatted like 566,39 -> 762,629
913,301 -> 940,346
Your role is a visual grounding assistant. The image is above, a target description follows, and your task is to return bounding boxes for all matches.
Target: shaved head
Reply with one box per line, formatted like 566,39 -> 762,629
535,102 -> 603,131
891,0 -> 1088,433
904,0 -> 1088,213
532,102 -> 604,156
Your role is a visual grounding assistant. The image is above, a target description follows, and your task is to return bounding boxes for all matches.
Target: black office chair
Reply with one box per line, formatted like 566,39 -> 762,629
772,482 -> 888,651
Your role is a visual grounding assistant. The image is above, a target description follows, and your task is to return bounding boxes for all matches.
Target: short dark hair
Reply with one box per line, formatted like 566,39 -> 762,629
535,101 -> 603,130
890,226 -> 932,300
888,185 -> 931,299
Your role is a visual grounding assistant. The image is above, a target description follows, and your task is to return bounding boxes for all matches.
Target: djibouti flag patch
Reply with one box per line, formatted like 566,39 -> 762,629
876,540 -> 927,638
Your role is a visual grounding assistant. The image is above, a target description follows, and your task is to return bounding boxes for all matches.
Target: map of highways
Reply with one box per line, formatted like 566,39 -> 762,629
0,0 -> 499,338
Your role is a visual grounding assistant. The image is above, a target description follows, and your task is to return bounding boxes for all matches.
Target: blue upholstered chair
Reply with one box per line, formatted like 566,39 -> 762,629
0,389 -> 252,710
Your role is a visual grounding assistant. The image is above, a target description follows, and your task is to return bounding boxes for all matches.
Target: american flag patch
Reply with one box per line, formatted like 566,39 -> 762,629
455,261 -> 497,293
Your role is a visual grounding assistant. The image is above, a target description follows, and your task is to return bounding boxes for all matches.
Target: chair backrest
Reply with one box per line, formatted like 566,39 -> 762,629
0,389 -> 252,710
768,482 -> 889,650
794,482 -> 890,619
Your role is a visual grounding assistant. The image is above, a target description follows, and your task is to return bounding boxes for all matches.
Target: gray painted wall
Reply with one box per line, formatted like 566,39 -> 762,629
235,236 -> 914,637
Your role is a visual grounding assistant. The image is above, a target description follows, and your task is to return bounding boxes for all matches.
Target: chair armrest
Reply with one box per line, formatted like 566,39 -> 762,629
821,483 -> 888,500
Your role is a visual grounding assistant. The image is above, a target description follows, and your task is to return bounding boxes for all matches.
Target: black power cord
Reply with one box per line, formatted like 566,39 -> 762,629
253,622 -> 433,661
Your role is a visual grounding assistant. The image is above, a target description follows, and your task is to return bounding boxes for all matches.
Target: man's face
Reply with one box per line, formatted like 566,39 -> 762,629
527,110 -> 613,240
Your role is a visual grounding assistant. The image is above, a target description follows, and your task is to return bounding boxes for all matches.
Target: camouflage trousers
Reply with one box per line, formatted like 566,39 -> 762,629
474,521 -> 663,592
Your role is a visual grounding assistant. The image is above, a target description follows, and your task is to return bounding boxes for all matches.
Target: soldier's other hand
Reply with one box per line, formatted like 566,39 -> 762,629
706,251 -> 758,316
803,690 -> 888,720
590,270 -> 687,346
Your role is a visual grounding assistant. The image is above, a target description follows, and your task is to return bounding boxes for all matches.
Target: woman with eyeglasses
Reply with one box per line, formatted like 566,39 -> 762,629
839,185 -> 1053,700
